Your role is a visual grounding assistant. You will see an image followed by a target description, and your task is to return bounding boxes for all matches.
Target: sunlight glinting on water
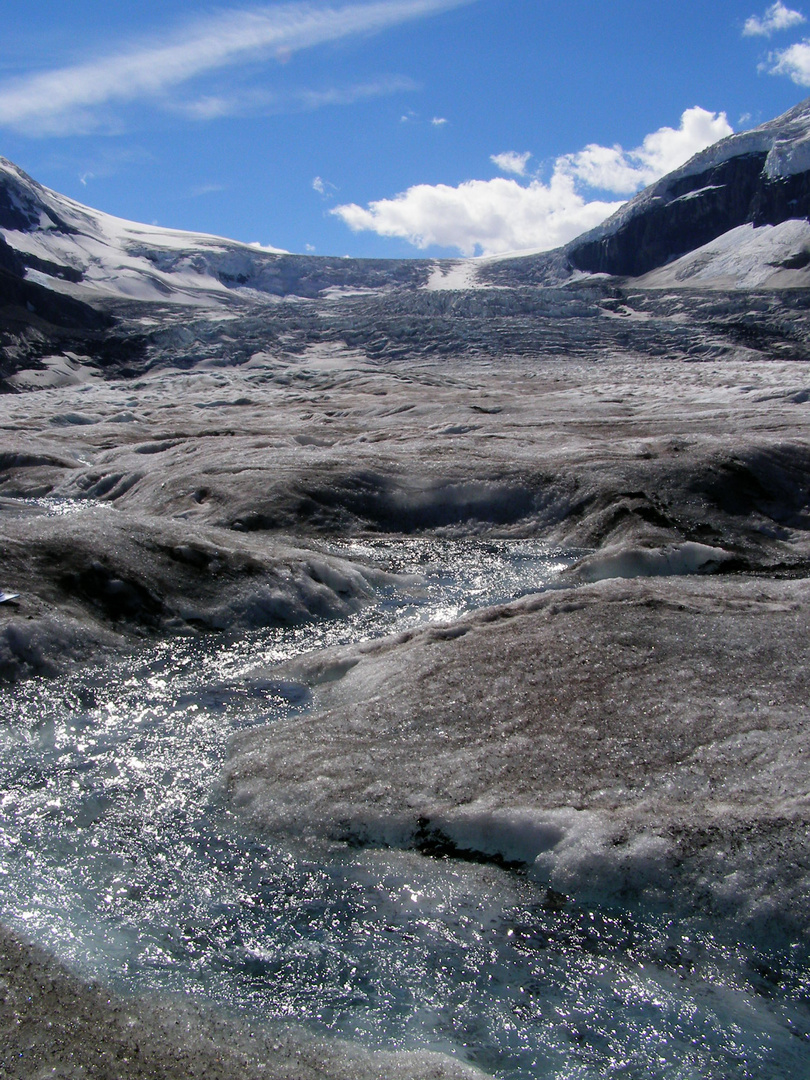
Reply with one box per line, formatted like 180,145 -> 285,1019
1,538 -> 809,1079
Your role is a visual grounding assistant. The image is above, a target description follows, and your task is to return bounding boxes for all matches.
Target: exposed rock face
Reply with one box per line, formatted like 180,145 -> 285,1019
568,153 -> 771,277
567,152 -> 810,279
570,96 -> 810,271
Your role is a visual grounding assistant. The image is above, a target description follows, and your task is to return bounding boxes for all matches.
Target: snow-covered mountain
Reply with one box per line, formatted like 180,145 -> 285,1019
0,155 -> 429,310
482,96 -> 810,289
577,97 -> 810,270
0,156 -> 280,306
5,97 -> 810,312
5,97 -> 810,389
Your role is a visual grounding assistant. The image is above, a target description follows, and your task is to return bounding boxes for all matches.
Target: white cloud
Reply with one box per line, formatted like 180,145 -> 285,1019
313,175 -> 339,197
0,0 -> 473,134
431,116 -> 448,126
490,151 -> 531,176
332,173 -> 624,256
767,38 -> 810,82
557,107 -> 733,194
333,107 -> 733,256
249,240 -> 289,253
743,2 -> 805,36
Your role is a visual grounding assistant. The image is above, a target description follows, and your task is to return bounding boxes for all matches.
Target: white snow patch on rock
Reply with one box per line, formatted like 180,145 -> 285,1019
636,219 -> 810,289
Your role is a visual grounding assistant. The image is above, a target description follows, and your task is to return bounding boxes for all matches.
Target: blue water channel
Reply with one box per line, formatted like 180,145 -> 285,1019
1,537 -> 809,1079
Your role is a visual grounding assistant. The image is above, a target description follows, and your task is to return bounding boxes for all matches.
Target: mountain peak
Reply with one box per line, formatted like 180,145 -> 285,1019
547,95 -> 810,283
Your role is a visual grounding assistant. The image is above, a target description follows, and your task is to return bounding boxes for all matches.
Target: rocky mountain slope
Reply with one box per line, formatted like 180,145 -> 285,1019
482,96 -> 810,288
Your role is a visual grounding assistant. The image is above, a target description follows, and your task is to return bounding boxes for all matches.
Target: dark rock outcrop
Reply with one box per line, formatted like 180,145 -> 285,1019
568,153 -> 771,277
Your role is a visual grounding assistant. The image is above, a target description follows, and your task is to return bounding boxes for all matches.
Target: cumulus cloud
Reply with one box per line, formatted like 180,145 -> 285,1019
743,2 -> 805,36
431,116 -> 448,126
0,0 -> 472,134
767,39 -> 810,82
490,151 -> 531,176
333,107 -> 733,256
332,174 -> 624,255
557,107 -> 733,194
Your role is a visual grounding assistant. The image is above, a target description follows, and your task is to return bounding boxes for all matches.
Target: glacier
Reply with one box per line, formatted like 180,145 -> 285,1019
2,99 -> 810,1078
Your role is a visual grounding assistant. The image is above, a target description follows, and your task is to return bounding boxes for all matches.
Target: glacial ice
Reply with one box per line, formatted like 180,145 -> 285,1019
226,573 -> 810,942
3,551 -> 810,1080
4,115 -> 810,1075
570,540 -> 733,581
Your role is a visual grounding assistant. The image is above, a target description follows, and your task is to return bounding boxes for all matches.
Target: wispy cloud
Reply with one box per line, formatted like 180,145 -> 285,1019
333,107 -> 732,256
743,2 -> 805,36
189,182 -> 227,198
175,76 -> 417,121
0,0 -> 473,135
313,175 -> 338,196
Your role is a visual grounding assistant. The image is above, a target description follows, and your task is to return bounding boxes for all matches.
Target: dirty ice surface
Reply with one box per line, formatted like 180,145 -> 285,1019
1,539 -> 809,1080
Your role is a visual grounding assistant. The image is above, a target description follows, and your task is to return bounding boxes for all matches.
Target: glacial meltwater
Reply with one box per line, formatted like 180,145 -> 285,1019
1,538 -> 809,1079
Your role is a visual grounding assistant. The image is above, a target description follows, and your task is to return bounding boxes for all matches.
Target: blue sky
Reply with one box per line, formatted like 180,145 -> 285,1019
2,0 -> 810,258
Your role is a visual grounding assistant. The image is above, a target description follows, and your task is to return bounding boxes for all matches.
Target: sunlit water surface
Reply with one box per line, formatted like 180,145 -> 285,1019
1,538 -> 809,1079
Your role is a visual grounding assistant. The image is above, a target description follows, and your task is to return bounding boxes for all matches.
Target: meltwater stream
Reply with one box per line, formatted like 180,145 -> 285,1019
1,538 -> 809,1080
